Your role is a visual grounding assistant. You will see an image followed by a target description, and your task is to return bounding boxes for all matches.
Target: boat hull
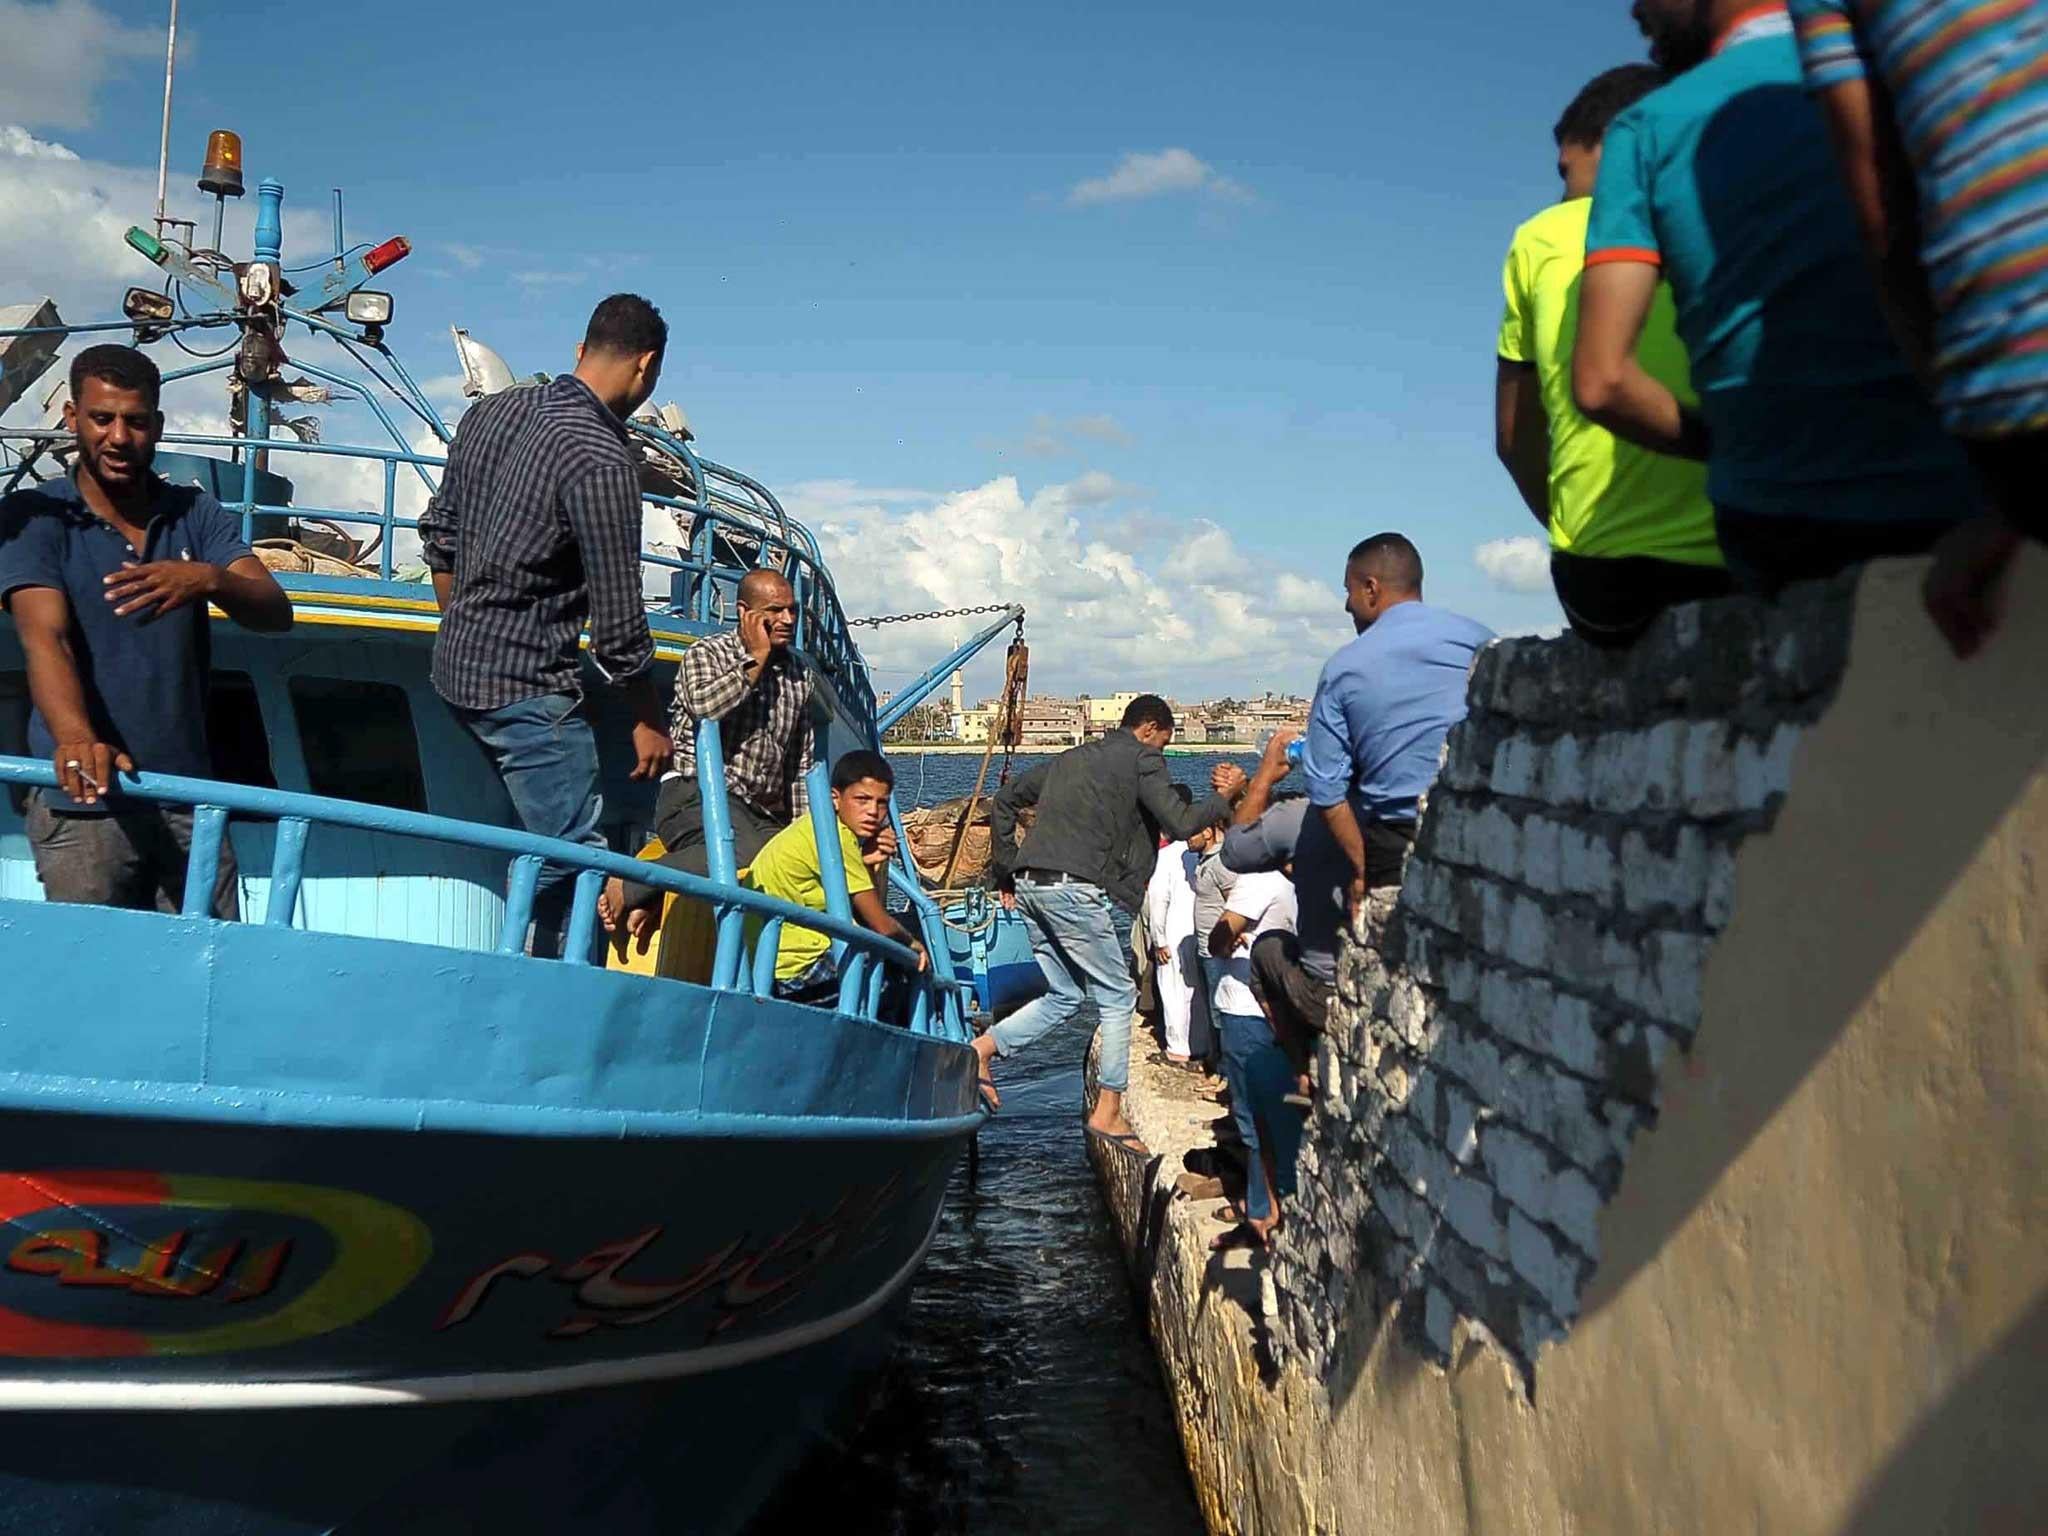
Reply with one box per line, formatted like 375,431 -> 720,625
0,1113 -> 958,1532
0,901 -> 980,1532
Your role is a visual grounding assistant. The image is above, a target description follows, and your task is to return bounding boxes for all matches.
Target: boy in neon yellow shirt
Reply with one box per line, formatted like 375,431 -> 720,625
1495,65 -> 1730,646
746,749 -> 927,1006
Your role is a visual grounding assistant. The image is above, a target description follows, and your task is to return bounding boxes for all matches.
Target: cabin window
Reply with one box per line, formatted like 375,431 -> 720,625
288,677 -> 428,814
208,671 -> 277,789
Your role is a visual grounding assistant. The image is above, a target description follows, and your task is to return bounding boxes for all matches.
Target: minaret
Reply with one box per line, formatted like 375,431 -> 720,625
950,670 -> 966,738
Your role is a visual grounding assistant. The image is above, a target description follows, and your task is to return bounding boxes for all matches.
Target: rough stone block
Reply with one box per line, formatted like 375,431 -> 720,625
1441,1174 -> 1508,1261
1471,803 -> 1521,875
1424,1287 -> 1455,1359
1544,735 -> 1587,808
1504,894 -> 1551,972
1703,847 -> 1739,931
1734,723 -> 1801,811
1520,814 -> 1564,893
1433,1021 -> 1505,1104
1557,824 -> 1618,900
1620,825 -> 1707,918
1442,1082 -> 1483,1166
1508,1208 -> 1580,1321
1490,736 -> 1540,799
1681,720 -> 1738,818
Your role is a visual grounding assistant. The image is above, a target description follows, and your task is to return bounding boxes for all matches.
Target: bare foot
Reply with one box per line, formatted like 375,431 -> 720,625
598,876 -> 625,934
972,1032 -> 1001,1111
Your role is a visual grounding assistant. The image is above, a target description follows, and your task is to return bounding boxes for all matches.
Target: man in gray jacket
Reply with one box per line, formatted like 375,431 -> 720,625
983,695 -> 1241,1152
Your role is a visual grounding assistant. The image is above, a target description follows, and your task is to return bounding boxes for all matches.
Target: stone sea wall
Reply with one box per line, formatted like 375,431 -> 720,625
1270,580 -> 1847,1383
1091,557 -> 2048,1536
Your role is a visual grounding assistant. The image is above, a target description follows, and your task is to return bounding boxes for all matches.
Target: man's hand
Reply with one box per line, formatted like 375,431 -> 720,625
911,936 -> 929,974
1259,727 -> 1299,778
1211,762 -> 1249,801
1154,945 -> 1172,966
53,738 -> 132,805
628,720 -> 672,782
103,560 -> 217,620
738,603 -> 776,674
1347,866 -> 1367,926
998,887 -> 1017,913
1925,513 -> 2023,660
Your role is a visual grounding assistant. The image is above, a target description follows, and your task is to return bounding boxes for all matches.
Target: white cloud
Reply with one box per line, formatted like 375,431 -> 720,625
999,411 -> 1135,458
443,242 -> 485,271
791,475 -> 1348,699
1064,469 -> 1136,505
1474,535 -> 1551,594
1068,148 -> 1250,208
0,1 -> 166,131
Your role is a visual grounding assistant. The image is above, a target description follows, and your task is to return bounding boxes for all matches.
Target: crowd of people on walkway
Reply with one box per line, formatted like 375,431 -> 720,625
979,533 -> 1494,1250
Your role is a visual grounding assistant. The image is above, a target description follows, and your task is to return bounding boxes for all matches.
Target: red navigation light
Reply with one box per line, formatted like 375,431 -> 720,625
363,236 -> 411,275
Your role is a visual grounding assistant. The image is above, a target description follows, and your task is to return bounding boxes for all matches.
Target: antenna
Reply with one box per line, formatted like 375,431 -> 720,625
153,0 -> 180,236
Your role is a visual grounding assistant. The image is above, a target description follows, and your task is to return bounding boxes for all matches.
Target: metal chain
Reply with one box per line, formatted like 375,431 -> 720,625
848,603 -> 1021,628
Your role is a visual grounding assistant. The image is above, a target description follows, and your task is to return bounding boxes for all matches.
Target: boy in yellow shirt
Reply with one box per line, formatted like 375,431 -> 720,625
747,749 -> 927,1009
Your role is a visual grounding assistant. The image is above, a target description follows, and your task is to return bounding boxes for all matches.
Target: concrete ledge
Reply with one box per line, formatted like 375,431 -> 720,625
1086,1030 -> 1337,1536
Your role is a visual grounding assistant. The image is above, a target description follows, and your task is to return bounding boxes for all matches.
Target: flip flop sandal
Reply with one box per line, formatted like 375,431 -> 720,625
1210,1203 -> 1251,1224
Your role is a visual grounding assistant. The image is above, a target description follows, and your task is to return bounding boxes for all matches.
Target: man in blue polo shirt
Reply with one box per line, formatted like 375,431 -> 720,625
1572,0 -> 1978,589
0,344 -> 292,916
1229,533 -> 1491,1068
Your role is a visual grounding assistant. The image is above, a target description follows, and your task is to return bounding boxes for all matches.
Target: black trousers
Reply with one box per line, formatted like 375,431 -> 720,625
1964,430 -> 2048,543
619,776 -> 786,908
1551,551 -> 1735,648
1249,931 -> 1333,1074
1714,508 -> 1959,592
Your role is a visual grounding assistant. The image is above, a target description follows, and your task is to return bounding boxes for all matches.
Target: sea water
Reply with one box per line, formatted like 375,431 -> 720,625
750,751 -> 1264,1534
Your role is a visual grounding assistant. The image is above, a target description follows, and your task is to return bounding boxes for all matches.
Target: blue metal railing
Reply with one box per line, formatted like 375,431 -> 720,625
0,423 -> 879,734
0,727 -> 964,1043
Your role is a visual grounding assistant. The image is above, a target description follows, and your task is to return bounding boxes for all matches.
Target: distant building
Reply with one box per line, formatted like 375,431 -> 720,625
1018,696 -> 1085,748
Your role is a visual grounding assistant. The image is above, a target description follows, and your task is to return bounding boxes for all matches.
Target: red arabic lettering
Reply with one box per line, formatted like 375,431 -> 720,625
5,1227 -> 289,1301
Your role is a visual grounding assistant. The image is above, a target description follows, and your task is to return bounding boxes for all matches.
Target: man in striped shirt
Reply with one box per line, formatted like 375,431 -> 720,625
421,294 -> 674,958
1789,0 -> 2048,657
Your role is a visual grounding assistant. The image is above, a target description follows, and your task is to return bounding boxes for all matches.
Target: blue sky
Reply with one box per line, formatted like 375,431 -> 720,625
2,0 -> 1655,698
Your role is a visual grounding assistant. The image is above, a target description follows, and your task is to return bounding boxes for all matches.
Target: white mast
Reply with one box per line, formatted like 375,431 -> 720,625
153,0 -> 180,234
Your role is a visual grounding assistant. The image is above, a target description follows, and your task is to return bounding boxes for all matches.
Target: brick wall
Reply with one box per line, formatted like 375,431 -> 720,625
1270,579 -> 1857,1384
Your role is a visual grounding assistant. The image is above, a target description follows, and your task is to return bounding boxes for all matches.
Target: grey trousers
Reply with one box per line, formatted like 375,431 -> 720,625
618,775 -> 785,909
24,791 -> 240,919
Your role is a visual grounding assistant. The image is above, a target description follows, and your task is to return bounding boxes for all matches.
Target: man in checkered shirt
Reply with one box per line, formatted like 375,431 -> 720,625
601,568 -> 816,941
422,294 -> 674,958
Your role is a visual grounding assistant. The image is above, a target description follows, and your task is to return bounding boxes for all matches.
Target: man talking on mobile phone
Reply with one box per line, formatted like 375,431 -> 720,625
601,568 -> 814,942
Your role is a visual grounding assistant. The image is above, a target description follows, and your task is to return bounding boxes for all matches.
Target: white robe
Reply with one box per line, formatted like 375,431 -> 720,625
1146,841 -> 1200,1057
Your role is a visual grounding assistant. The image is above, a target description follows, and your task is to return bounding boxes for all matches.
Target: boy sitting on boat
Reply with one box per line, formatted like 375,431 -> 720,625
748,749 -> 927,1008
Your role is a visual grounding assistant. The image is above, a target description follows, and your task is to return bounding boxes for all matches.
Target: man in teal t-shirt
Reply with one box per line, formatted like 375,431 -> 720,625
1572,0 -> 1977,590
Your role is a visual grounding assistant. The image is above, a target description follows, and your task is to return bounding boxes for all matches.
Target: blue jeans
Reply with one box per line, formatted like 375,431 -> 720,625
456,693 -> 606,960
992,879 -> 1137,1092
1218,1009 -> 1307,1222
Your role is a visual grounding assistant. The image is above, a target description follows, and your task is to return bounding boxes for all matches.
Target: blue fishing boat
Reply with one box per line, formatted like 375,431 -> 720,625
0,121 -> 1031,1532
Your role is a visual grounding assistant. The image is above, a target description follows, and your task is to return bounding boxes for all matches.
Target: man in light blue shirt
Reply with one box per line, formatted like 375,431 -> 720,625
1304,533 -> 1493,913
1226,535 -> 1490,1076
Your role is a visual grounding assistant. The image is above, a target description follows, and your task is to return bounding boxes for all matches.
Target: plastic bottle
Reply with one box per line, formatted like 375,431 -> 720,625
1256,730 -> 1306,768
